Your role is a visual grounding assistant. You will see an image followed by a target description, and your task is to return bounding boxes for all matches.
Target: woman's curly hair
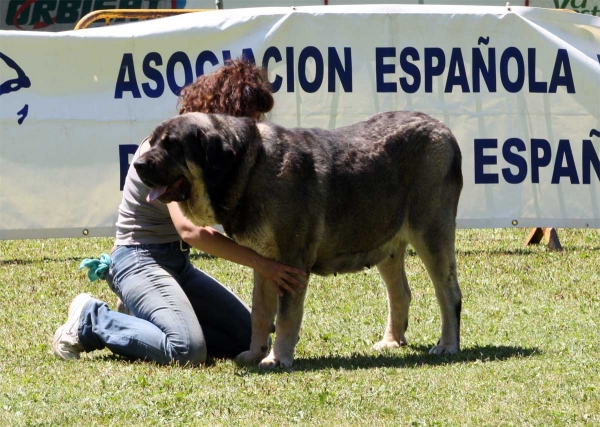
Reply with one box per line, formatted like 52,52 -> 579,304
177,59 -> 274,120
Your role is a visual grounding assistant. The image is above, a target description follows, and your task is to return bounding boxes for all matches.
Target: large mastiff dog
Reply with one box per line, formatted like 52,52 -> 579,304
134,111 -> 463,369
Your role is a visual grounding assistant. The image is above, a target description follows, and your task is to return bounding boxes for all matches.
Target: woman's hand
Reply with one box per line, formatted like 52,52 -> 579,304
254,256 -> 306,297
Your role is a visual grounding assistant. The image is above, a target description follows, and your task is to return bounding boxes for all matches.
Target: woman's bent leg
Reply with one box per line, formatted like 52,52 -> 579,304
179,263 -> 252,358
79,245 -> 206,365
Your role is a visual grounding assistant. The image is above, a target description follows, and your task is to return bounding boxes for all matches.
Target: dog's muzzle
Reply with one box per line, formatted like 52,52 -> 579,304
143,176 -> 191,204
134,158 -> 191,204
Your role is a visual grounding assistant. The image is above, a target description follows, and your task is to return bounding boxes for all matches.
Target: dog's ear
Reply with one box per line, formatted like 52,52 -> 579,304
188,129 -> 237,186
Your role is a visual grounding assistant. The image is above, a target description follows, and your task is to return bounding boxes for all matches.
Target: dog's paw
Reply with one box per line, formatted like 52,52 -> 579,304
428,344 -> 459,355
372,338 -> 406,351
258,354 -> 293,370
234,350 -> 265,366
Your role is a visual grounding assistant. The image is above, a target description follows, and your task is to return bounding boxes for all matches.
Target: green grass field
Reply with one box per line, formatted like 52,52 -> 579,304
1,229 -> 599,426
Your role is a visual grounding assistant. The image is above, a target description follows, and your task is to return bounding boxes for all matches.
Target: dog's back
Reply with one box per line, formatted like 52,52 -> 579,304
246,111 -> 462,275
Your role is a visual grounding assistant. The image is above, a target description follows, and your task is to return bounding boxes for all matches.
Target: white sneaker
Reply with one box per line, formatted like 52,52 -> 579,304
53,293 -> 93,360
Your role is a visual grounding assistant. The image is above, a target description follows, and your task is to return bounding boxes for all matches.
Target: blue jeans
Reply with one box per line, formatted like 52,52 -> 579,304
77,242 -> 252,365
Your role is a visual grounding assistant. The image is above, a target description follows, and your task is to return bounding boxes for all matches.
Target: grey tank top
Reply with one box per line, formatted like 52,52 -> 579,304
114,142 -> 180,245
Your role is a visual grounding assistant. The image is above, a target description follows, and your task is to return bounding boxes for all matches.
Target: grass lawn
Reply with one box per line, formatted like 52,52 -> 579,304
1,229 -> 599,426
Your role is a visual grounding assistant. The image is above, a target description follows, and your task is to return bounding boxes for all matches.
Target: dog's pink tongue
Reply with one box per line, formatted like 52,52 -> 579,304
147,186 -> 168,203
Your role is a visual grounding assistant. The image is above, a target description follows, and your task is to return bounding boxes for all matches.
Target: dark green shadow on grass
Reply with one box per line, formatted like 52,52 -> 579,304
87,353 -> 221,368
0,256 -> 84,265
456,248 -> 540,256
237,345 -> 539,374
83,344 -> 538,372
456,245 -> 600,256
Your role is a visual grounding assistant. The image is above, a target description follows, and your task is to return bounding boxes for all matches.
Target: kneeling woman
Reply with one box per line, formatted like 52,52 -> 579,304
53,60 -> 304,365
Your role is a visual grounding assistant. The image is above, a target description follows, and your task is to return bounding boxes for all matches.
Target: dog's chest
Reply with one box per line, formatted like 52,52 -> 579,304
231,223 -> 279,260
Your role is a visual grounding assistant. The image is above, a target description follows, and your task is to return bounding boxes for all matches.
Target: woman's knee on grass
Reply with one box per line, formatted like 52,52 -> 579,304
170,335 -> 207,366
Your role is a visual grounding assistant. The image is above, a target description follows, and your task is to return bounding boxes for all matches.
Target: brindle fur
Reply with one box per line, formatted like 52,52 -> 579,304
135,111 -> 463,369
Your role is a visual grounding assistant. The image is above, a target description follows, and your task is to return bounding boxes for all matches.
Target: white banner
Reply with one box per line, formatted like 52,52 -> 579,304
1,5 -> 599,239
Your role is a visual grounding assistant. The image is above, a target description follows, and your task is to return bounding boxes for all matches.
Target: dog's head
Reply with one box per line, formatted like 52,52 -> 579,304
134,113 -> 246,205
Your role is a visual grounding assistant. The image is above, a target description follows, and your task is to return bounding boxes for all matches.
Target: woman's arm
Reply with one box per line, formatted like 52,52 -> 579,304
168,202 -> 305,296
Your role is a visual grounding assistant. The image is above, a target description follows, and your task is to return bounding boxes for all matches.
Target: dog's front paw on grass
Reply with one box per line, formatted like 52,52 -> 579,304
372,338 -> 407,351
258,354 -> 293,370
234,350 -> 266,366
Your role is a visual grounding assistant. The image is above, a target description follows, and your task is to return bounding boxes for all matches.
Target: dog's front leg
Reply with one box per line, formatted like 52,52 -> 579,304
259,282 -> 308,370
234,270 -> 277,365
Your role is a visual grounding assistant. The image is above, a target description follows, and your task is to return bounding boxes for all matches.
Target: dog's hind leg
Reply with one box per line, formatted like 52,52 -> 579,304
234,270 -> 278,365
373,242 -> 411,351
410,226 -> 462,355
258,280 -> 308,369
